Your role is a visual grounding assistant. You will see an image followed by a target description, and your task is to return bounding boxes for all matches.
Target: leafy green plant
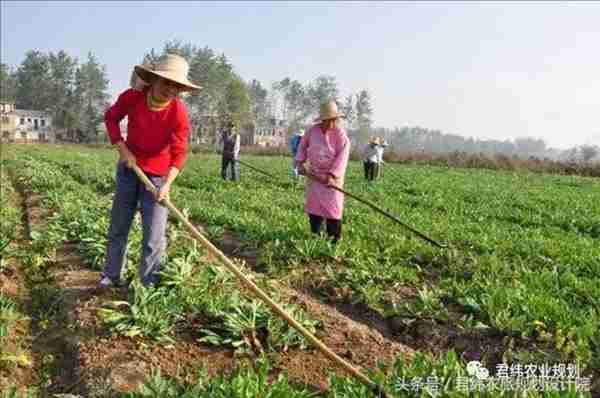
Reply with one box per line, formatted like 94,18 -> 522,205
0,294 -> 19,341
126,360 -> 317,398
99,283 -> 181,343
0,387 -> 38,398
0,293 -> 31,371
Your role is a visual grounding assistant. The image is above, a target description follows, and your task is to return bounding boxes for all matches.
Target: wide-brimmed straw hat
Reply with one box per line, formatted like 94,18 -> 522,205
314,101 -> 345,122
134,54 -> 201,92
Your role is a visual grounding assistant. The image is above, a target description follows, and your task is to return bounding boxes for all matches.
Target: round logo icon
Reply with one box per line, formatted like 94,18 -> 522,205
466,361 -> 489,380
466,361 -> 481,376
477,367 -> 489,380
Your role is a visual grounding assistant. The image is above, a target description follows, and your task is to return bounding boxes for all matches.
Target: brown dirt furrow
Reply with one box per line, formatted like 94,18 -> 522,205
192,222 -> 581,392
10,174 -> 237,396
193,222 -> 416,390
0,172 -> 35,394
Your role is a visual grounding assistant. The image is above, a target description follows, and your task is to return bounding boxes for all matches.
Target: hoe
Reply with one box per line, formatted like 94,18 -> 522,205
132,164 -> 390,398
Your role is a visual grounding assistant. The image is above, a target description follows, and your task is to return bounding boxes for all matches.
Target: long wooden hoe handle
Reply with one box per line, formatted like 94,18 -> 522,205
236,159 -> 445,249
131,165 -> 389,398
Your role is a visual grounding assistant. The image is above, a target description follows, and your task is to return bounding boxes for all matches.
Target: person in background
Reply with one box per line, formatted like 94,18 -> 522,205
218,120 -> 241,181
375,137 -> 387,179
289,129 -> 304,179
99,54 -> 200,290
295,101 -> 350,244
362,136 -> 379,182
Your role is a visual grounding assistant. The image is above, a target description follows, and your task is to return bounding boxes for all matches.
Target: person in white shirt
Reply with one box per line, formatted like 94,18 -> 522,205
362,137 -> 379,182
375,137 -> 387,179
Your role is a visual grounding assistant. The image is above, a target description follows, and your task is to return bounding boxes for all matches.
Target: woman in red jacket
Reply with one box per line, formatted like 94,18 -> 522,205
98,54 -> 200,289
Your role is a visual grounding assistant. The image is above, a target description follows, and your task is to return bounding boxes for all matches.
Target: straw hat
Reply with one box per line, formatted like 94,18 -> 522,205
134,54 -> 201,92
314,101 -> 344,122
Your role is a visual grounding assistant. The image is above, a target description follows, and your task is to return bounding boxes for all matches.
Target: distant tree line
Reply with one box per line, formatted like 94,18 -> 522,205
271,76 -> 374,146
1,50 -> 109,142
1,41 -> 597,162
369,126 -> 598,163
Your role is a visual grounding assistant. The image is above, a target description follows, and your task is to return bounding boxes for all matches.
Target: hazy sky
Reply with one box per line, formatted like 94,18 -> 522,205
2,1 -> 599,149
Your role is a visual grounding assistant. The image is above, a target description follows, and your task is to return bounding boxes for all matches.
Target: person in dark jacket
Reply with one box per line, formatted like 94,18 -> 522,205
218,120 -> 241,181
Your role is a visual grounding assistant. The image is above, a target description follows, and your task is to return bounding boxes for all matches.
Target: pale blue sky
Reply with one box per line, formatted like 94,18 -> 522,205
2,1 -> 599,149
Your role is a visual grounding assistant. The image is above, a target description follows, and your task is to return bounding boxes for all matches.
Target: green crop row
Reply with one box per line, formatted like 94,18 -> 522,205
21,144 -> 598,369
4,144 -> 598,395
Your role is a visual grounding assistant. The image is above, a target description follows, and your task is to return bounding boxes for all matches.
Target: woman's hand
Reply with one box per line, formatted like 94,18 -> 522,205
117,142 -> 136,168
155,183 -> 171,203
326,174 -> 338,187
297,163 -> 307,176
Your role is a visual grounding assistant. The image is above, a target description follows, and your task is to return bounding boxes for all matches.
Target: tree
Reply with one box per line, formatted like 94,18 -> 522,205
247,79 -> 269,126
580,145 -> 599,163
162,39 -> 196,61
220,77 -> 250,129
272,75 -> 339,131
272,78 -> 292,121
514,137 -> 546,157
285,80 -> 310,131
143,42 -> 250,143
0,63 -> 17,102
191,50 -> 235,116
73,52 -> 109,142
355,90 -> 373,145
341,94 -> 356,133
47,51 -> 77,130
272,77 -> 311,131
15,51 -> 52,110
307,75 -> 339,112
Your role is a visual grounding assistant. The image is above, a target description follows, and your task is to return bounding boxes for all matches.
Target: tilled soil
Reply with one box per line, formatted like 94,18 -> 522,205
0,173 -> 35,392
204,223 -> 562,379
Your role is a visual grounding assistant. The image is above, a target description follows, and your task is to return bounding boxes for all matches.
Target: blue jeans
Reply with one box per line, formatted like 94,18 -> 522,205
102,163 -> 168,286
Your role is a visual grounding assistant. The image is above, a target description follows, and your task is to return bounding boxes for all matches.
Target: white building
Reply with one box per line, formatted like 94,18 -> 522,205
0,102 -> 54,143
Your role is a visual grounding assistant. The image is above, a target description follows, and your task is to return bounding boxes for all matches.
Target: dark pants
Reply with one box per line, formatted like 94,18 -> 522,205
221,157 -> 239,181
102,163 -> 167,286
308,214 -> 342,243
364,161 -> 378,181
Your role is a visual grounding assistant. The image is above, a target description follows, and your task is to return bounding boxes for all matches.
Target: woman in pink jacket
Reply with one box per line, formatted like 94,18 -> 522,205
295,101 -> 350,243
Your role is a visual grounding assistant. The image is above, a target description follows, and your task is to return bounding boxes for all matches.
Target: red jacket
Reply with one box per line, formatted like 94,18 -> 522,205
105,88 -> 190,176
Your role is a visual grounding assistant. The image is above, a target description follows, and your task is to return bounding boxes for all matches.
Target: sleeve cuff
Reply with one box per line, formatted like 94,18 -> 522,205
171,159 -> 185,170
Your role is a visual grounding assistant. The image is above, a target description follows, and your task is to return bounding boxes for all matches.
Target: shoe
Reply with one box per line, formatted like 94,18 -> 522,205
96,276 -> 119,291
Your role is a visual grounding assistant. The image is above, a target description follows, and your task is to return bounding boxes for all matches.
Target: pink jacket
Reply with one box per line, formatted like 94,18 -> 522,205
295,124 -> 350,220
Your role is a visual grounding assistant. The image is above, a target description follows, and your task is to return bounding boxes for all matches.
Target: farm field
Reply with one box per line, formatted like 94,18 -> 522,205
1,143 -> 598,397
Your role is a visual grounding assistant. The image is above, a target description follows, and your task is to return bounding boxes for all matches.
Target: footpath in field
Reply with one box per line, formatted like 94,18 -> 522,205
0,169 -> 36,393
